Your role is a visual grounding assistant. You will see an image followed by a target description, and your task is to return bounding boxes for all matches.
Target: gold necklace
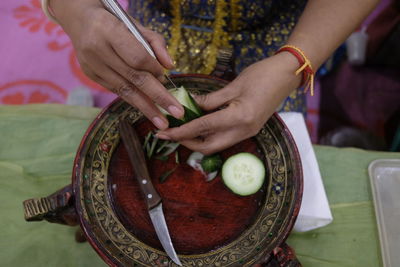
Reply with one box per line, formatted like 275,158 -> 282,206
167,0 -> 230,74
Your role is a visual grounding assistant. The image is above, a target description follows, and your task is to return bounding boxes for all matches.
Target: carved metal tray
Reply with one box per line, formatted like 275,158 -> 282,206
72,74 -> 303,266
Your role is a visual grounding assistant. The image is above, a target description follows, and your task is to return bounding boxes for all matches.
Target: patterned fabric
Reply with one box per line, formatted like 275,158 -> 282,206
0,0 -> 126,106
129,0 -> 308,113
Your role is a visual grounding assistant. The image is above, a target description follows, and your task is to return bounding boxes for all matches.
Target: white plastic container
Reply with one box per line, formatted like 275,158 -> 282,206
346,28 -> 369,66
369,159 -> 400,267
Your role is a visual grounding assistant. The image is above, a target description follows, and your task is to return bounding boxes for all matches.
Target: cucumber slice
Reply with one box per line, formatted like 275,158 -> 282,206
160,86 -> 203,127
222,153 -> 265,196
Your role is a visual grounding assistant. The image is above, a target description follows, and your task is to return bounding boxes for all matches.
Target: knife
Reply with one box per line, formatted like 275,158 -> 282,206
119,119 -> 182,266
100,0 -> 178,89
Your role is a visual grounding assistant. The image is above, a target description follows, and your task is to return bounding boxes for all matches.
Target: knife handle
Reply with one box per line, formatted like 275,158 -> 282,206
119,120 -> 161,210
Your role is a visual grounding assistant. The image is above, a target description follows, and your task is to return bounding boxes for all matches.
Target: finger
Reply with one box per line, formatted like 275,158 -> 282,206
180,130 -> 243,155
102,45 -> 184,118
90,63 -> 170,130
157,106 -> 238,141
128,17 -> 174,70
193,85 -> 237,111
140,27 -> 175,70
110,21 -> 164,78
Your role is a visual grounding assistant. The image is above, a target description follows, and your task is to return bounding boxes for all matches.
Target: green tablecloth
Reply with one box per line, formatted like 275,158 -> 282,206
1,104 -> 399,267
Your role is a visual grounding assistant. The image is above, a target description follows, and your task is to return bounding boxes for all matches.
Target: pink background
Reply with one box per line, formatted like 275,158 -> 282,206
0,0 -> 131,106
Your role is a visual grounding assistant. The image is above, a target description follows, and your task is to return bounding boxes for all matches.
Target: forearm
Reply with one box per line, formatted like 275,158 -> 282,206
287,0 -> 379,69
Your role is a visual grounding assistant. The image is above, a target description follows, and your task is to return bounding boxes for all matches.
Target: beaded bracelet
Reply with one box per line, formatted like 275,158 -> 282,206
276,45 -> 315,96
41,0 -> 58,24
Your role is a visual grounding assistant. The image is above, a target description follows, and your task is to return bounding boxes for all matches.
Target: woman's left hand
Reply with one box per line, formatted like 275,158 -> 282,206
156,52 -> 302,154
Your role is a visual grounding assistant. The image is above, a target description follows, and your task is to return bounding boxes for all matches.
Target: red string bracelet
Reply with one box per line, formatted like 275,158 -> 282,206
276,45 -> 315,96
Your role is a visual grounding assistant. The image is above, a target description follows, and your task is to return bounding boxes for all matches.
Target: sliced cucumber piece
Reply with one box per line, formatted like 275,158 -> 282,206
222,153 -> 265,196
160,86 -> 203,127
172,86 -> 202,116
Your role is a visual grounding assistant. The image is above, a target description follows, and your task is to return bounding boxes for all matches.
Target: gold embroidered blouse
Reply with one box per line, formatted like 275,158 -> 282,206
129,0 -> 308,112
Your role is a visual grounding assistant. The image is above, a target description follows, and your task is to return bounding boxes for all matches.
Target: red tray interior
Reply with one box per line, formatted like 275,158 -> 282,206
108,120 -> 266,254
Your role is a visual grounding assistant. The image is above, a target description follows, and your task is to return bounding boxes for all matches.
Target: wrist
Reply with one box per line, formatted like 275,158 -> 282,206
50,0 -> 101,25
272,52 -> 303,90
275,45 -> 315,95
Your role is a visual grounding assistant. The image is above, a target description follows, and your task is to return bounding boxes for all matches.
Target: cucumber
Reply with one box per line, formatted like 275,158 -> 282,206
201,154 -> 223,173
222,153 -> 265,196
160,86 -> 203,127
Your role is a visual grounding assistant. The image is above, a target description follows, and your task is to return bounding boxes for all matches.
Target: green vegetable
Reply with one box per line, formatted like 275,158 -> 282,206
158,142 -> 180,157
159,167 -> 177,183
148,135 -> 159,158
143,132 -> 152,150
221,153 -> 265,196
155,155 -> 169,162
143,131 -> 158,158
201,154 -> 223,173
156,140 -> 170,154
160,86 -> 203,127
143,132 -> 179,160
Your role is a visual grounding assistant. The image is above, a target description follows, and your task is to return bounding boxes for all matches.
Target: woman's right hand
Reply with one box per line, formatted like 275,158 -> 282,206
50,0 -> 184,130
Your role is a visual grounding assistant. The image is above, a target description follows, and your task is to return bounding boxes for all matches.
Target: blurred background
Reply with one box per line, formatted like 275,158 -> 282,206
0,0 -> 399,150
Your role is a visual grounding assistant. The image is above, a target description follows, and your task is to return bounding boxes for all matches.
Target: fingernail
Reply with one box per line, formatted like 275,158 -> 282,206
168,105 -> 184,118
156,133 -> 171,140
152,116 -> 168,130
167,54 -> 175,68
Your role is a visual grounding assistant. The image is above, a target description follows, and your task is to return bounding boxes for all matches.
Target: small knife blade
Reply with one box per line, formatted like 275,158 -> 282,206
119,119 -> 182,266
100,0 -> 178,89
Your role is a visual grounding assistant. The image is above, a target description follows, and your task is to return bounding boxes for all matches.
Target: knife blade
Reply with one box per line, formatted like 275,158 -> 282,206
119,119 -> 182,266
100,0 -> 178,89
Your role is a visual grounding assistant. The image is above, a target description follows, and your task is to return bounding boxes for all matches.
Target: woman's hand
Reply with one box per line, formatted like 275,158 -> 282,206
156,52 -> 302,154
154,0 -> 379,155
50,0 -> 184,129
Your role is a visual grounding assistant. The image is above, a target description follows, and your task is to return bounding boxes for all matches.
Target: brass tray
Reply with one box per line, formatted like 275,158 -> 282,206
72,75 -> 303,266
